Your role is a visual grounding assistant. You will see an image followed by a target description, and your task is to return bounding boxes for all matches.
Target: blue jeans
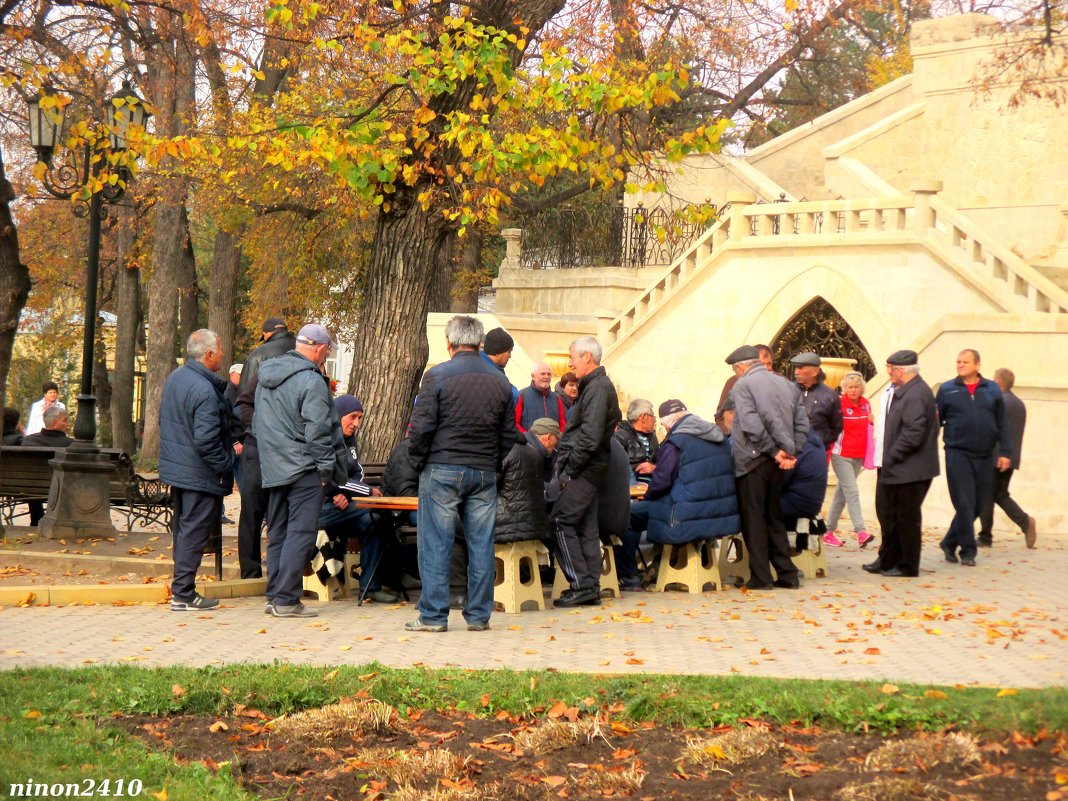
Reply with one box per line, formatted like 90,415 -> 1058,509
318,501 -> 384,592
416,464 -> 497,627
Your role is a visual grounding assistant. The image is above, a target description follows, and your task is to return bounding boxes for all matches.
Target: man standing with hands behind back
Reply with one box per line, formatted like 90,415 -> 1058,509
936,349 -> 1012,567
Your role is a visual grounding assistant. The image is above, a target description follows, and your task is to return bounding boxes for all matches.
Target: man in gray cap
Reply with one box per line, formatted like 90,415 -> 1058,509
726,345 -> 809,589
864,350 -> 939,577
253,323 -> 348,617
791,351 -> 843,449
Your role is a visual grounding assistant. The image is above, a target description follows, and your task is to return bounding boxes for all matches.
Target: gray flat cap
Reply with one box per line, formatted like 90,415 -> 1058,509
725,345 -> 760,365
790,351 -> 821,367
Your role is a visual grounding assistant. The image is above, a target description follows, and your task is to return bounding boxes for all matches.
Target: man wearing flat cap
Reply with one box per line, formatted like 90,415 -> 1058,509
725,345 -> 809,589
791,352 -> 843,449
934,349 -> 1012,567
234,316 -> 296,578
254,323 -> 348,618
863,350 -> 939,578
494,417 -> 559,546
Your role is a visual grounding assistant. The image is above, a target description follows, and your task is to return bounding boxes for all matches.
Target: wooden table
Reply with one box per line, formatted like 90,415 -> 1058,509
630,484 -> 647,499
352,495 -> 418,511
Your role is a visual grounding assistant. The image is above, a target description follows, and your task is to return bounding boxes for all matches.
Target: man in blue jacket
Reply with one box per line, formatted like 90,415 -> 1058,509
254,324 -> 348,618
159,329 -> 234,612
407,315 -> 517,632
936,349 -> 1012,567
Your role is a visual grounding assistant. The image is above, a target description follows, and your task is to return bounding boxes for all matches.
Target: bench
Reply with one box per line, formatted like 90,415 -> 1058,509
0,446 -> 172,531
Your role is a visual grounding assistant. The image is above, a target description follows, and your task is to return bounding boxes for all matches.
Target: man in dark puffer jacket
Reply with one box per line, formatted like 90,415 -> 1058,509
495,417 -> 559,543
550,335 -> 622,607
159,329 -> 234,612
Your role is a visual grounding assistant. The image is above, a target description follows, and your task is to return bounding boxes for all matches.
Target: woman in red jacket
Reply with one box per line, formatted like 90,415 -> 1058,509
826,372 -> 873,548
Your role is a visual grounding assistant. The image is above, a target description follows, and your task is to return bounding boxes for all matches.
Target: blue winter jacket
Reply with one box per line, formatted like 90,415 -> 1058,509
646,414 -> 740,543
158,360 -> 234,495
935,375 -> 1012,458
781,429 -> 829,520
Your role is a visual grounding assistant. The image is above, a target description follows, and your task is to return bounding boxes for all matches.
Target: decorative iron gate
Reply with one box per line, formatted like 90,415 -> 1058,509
769,297 -> 877,380
519,203 -> 715,270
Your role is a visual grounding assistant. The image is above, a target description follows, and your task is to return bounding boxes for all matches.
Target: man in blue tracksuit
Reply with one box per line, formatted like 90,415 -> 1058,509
935,349 -> 1012,567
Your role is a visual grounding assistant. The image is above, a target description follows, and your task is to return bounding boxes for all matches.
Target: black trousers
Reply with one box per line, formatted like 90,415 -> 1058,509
874,475 -> 931,576
941,449 -> 994,561
265,471 -> 323,606
978,468 -> 1029,538
237,435 -> 268,579
736,459 -> 798,586
551,475 -> 602,591
171,488 -> 223,601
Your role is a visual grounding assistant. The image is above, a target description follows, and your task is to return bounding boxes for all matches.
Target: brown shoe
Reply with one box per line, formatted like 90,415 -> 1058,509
1025,516 -> 1037,549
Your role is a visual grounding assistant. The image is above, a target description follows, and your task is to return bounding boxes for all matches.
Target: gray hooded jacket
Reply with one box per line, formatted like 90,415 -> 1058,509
252,351 -> 348,489
729,363 -> 810,477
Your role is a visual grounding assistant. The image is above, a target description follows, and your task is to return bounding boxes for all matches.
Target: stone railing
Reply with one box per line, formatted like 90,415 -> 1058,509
603,186 -> 1068,352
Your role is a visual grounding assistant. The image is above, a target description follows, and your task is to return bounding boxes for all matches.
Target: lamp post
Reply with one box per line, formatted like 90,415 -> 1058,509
26,80 -> 149,539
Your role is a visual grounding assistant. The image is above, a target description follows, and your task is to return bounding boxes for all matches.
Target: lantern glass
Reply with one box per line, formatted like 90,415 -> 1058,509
27,90 -> 64,162
107,80 -> 149,151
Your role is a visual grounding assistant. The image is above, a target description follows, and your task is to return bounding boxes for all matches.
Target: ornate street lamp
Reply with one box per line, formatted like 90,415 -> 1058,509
25,79 -> 150,540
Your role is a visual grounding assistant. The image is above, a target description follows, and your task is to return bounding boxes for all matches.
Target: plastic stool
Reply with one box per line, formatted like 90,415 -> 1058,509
493,541 -> 546,613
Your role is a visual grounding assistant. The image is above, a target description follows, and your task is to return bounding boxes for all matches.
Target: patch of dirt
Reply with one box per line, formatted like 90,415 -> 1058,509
115,704 -> 1064,800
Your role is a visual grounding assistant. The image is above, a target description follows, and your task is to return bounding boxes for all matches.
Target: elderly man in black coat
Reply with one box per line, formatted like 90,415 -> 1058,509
863,350 -> 939,578
159,329 -> 234,611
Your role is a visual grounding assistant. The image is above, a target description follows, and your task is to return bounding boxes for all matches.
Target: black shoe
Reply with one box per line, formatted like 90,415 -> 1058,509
960,557 -> 976,567
977,535 -> 993,548
773,578 -> 800,589
940,543 -> 958,563
220,515 -> 235,525
862,560 -> 883,574
880,567 -> 916,577
743,580 -> 774,591
554,587 -> 599,607
449,594 -> 467,610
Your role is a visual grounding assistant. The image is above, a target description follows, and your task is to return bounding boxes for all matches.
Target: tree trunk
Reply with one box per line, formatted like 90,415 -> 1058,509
93,322 -> 113,446
110,204 -> 141,455
0,153 -> 31,403
178,206 -> 200,344
451,230 -> 483,312
349,208 -> 450,461
206,227 -> 243,366
428,231 -> 456,313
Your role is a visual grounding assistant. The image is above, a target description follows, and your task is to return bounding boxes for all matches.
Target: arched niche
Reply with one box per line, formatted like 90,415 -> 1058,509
770,296 -> 877,379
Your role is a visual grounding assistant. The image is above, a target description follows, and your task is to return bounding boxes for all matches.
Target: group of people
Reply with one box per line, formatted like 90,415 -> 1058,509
111,310 -> 1035,629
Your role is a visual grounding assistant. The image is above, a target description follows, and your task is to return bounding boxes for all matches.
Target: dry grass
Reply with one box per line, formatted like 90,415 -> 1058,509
681,727 -> 777,769
390,782 -> 497,801
509,717 -> 609,755
576,763 -> 647,795
864,732 -> 981,772
268,698 -> 400,741
345,747 -> 472,784
833,777 -> 947,801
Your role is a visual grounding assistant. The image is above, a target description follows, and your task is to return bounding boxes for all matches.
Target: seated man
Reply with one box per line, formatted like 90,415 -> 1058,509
630,400 -> 739,582
780,428 -> 829,551
317,395 -> 401,603
21,406 -> 73,525
495,417 -> 558,544
614,398 -> 659,485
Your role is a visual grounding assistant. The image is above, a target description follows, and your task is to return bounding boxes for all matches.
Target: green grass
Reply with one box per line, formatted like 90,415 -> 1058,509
1,664 -> 1064,799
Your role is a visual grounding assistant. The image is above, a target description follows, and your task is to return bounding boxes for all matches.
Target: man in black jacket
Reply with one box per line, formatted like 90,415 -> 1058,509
935,349 -> 1012,567
406,315 -> 516,633
234,317 -> 296,578
613,398 -> 659,485
791,352 -> 843,448
978,368 -> 1036,548
21,407 -> 73,525
495,417 -> 558,543
550,335 -> 622,607
863,350 -> 939,578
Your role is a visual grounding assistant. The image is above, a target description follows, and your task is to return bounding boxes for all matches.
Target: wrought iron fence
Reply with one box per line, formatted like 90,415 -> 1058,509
519,202 -> 716,269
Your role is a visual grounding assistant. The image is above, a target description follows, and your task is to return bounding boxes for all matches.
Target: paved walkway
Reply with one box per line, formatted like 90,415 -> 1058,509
2,531 -> 1065,687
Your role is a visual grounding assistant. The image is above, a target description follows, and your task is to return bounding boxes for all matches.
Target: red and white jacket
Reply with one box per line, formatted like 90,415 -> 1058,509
830,394 -> 871,459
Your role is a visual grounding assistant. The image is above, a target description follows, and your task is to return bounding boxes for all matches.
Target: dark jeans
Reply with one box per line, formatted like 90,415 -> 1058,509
28,500 -> 45,526
616,500 -> 649,584
266,470 -> 323,606
416,464 -> 497,627
875,476 -> 931,576
978,468 -> 1029,538
237,436 -> 268,579
941,449 -> 995,561
319,501 -> 386,592
736,459 -> 797,586
171,488 -> 223,601
551,474 -> 602,591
